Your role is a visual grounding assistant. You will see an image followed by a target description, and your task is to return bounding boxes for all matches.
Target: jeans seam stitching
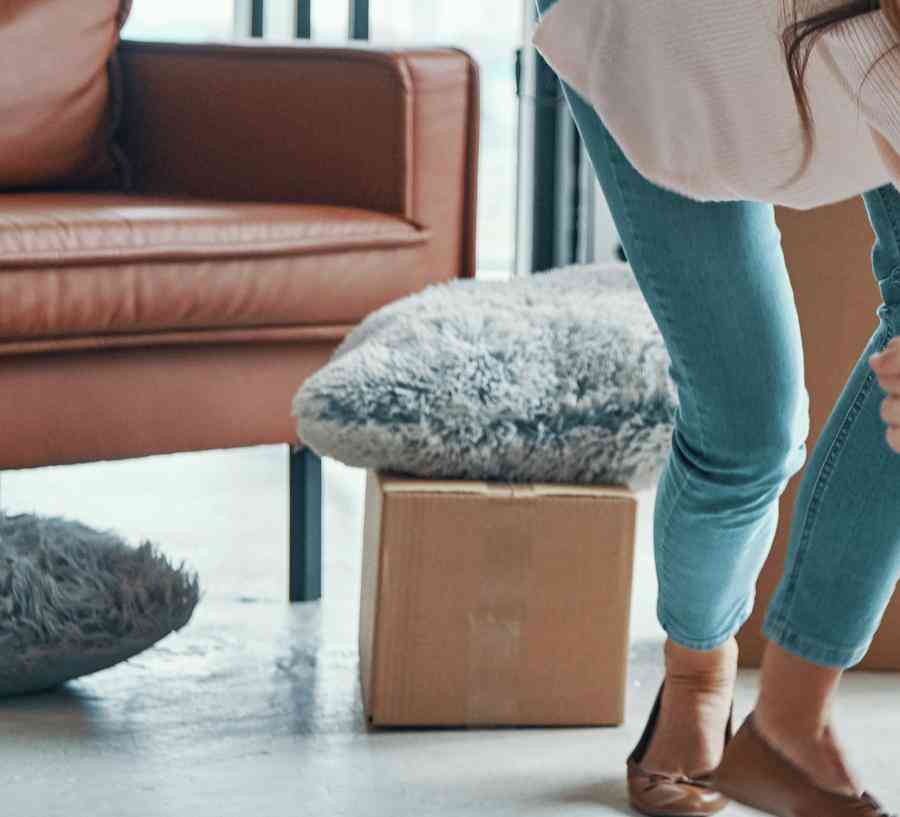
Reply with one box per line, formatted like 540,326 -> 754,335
662,618 -> 743,650
770,328 -> 891,627
876,186 -> 900,334
877,184 -> 900,257
763,619 -> 868,665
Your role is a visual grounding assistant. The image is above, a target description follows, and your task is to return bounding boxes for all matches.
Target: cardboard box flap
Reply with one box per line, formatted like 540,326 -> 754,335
377,470 -> 634,499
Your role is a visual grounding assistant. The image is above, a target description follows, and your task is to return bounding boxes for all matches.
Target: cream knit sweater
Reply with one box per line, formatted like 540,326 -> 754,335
531,1 -> 900,209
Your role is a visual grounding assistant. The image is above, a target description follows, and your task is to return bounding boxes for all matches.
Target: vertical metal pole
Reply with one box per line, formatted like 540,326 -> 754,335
529,54 -> 581,272
251,0 -> 264,36
296,0 -> 311,38
349,0 -> 369,39
555,104 -> 581,266
515,43 -> 536,276
516,0 -> 583,274
289,444 -> 323,602
529,56 -> 558,272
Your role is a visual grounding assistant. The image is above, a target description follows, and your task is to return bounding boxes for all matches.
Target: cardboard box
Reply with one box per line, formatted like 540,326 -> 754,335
359,468 -> 638,727
738,198 -> 900,670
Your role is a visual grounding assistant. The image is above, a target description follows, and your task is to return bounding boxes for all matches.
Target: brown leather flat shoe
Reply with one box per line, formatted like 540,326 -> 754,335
710,710 -> 896,817
627,680 -> 734,817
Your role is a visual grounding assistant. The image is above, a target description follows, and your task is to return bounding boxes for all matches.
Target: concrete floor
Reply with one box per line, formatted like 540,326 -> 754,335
0,445 -> 897,817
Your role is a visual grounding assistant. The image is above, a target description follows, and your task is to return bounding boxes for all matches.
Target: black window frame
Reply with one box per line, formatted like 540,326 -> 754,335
249,0 -> 368,40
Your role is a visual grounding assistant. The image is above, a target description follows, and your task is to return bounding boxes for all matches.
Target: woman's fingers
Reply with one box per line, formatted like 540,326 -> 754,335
886,425 -> 900,455
875,373 -> 900,395
870,337 -> 900,378
881,395 -> 900,425
880,394 -> 900,454
870,339 -> 900,453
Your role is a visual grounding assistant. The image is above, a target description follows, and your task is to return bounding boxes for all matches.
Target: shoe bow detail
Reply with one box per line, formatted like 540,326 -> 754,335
641,771 -> 716,792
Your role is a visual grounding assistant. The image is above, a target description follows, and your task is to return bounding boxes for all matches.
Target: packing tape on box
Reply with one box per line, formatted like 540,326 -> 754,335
464,517 -> 533,724
381,477 -> 633,500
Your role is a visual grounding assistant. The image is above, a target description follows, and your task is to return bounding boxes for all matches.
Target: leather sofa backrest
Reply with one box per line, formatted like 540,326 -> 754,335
0,0 -> 132,190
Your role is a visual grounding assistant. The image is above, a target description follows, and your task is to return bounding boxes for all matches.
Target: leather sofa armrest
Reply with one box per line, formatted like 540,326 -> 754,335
117,39 -> 479,278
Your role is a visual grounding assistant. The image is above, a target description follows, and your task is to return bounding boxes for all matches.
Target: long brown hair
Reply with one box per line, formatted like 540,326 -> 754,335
782,0 -> 900,187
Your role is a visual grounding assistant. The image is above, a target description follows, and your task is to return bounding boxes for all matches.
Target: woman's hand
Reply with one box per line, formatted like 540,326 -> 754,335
870,337 -> 900,454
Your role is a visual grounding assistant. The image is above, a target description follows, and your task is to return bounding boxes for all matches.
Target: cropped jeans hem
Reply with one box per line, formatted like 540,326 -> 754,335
658,602 -> 753,652
762,615 -> 871,669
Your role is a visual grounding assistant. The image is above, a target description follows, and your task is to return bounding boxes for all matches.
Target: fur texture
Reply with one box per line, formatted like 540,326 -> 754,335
0,512 -> 200,696
292,262 -> 678,490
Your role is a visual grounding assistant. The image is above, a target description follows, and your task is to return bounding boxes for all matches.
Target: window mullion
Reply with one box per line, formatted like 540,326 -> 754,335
251,0 -> 264,36
349,0 -> 369,39
296,0 -> 311,38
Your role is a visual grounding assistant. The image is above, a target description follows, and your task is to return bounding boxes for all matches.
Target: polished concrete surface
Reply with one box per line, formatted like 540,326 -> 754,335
0,445 -> 897,817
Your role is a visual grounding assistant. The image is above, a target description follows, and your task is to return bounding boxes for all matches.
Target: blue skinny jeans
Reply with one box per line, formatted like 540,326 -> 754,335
537,0 -> 900,668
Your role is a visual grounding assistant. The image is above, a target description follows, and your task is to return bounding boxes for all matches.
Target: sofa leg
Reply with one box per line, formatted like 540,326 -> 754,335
289,444 -> 323,602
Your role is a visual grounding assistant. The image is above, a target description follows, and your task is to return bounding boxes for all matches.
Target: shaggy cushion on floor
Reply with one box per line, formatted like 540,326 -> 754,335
292,261 -> 677,490
0,513 -> 200,696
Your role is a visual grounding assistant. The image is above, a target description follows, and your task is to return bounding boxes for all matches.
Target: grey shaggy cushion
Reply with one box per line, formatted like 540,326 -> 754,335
0,513 -> 200,696
292,262 -> 678,491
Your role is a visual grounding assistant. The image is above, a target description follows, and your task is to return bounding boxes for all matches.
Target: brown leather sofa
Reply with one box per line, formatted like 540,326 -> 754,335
0,40 -> 480,602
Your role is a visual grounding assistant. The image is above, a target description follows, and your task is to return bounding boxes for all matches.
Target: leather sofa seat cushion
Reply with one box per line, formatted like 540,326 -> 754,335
0,194 -> 430,344
0,0 -> 130,190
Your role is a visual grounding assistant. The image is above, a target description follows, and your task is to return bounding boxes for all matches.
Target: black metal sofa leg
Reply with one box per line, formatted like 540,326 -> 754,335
289,444 -> 323,602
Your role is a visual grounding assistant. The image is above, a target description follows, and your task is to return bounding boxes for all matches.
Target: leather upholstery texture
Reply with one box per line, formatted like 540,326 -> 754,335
118,41 -> 479,280
0,41 -> 480,468
0,194 -> 430,344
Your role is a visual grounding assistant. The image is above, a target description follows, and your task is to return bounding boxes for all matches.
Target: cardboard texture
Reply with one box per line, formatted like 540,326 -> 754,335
359,469 -> 638,727
737,198 -> 900,670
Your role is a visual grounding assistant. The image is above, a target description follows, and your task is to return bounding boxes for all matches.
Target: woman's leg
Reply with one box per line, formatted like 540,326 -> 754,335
763,182 -> 900,665
753,181 -> 900,795
533,0 -> 808,776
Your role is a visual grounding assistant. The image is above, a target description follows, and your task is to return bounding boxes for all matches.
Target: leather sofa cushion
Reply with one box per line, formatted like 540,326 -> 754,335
0,194 -> 434,345
0,0 -> 131,190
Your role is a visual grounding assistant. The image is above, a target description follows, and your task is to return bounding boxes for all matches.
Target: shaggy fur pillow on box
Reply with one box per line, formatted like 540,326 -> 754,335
0,512 -> 199,696
292,262 -> 678,491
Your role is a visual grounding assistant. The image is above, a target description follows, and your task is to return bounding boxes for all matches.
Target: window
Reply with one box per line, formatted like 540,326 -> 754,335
121,0 -> 235,40
371,1 -> 524,280
311,3 -> 350,41
122,0 -> 535,279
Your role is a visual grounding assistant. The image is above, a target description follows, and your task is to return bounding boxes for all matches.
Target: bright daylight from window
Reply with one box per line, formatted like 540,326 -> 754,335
123,0 -> 525,280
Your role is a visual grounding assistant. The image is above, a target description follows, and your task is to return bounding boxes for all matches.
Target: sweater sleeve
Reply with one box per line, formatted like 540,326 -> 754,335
819,8 -> 900,187
870,125 -> 900,187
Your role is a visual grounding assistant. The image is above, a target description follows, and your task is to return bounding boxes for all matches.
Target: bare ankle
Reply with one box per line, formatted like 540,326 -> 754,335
757,640 -> 840,739
754,642 -> 861,798
754,699 -> 823,742
637,639 -> 737,778
664,637 -> 738,688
